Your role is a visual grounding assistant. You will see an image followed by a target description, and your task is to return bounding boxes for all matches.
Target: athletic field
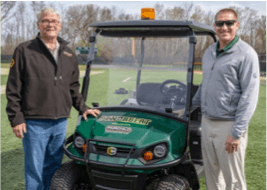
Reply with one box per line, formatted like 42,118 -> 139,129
1,63 -> 266,189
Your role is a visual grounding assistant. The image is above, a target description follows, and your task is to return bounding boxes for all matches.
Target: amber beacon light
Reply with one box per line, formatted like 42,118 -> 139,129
141,8 -> 155,20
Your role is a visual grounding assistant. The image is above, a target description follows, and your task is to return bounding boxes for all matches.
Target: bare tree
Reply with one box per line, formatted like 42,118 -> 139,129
2,23 -> 16,54
64,4 -> 100,51
100,7 -> 113,21
31,1 -> 46,35
14,11 -> 20,45
110,6 -> 118,21
191,6 -> 205,22
57,2 -> 67,38
111,7 -> 127,21
31,1 -> 38,35
47,2 -> 56,9
165,7 -> 185,20
204,10 -> 214,26
195,11 -> 215,58
255,15 -> 266,53
183,2 -> 194,20
230,6 -> 259,45
154,3 -> 165,20
17,2 -> 26,42
118,12 -> 132,21
1,1 -> 16,23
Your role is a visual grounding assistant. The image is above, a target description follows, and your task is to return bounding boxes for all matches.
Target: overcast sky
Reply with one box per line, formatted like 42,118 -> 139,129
55,1 -> 266,16
20,1 -> 266,17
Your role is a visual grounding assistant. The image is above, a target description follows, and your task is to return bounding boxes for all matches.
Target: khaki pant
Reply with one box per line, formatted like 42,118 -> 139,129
201,116 -> 248,190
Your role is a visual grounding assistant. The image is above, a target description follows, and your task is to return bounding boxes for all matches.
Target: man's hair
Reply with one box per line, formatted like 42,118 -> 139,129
37,7 -> 61,22
215,8 -> 238,21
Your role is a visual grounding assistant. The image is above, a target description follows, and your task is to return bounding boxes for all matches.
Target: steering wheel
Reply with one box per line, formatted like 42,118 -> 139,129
160,79 -> 187,103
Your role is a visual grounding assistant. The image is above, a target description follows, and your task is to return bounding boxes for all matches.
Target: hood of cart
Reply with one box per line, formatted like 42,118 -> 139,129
75,110 -> 187,158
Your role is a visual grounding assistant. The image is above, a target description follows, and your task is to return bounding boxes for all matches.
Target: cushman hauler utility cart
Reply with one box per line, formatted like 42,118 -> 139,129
50,8 -> 216,190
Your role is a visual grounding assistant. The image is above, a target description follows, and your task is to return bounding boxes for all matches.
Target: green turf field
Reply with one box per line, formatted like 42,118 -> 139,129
1,67 -> 265,189
1,75 -> 8,86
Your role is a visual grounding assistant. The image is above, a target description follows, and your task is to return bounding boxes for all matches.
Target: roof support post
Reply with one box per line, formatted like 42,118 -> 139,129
81,29 -> 100,102
136,37 -> 145,89
185,35 -> 197,122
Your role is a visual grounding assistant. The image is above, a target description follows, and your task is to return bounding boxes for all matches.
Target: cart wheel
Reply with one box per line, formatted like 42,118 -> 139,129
154,174 -> 190,190
49,161 -> 92,190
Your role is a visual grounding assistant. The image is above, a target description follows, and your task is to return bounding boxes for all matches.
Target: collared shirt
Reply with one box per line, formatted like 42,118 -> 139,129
40,38 -> 60,64
216,35 -> 239,57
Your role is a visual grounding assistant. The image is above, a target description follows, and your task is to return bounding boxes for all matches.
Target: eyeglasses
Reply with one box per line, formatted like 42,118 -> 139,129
41,20 -> 60,25
215,20 -> 237,27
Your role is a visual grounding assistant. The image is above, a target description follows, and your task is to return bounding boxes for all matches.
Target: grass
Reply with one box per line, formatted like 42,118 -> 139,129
1,75 -> 8,86
1,63 -> 11,67
1,67 -> 266,190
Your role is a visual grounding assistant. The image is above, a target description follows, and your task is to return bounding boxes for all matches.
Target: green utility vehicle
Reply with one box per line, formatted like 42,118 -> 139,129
50,17 -> 216,190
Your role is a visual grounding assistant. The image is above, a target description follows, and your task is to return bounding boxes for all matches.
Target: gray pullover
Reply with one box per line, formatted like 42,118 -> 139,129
193,39 -> 260,139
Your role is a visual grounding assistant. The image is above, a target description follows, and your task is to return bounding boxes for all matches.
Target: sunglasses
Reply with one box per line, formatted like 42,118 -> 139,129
215,20 -> 237,27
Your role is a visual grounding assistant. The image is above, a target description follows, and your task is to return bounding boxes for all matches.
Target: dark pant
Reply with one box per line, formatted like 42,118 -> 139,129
23,118 -> 67,190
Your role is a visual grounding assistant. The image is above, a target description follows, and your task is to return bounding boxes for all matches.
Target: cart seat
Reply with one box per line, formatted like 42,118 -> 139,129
136,83 -> 169,107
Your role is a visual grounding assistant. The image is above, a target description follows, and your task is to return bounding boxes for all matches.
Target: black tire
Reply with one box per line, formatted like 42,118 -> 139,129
49,161 -> 91,190
153,174 -> 190,190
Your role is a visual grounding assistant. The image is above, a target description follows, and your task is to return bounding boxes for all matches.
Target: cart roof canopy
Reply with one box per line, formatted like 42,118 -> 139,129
90,20 -> 216,39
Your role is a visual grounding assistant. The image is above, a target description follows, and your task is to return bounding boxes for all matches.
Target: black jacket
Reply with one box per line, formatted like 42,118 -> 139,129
6,34 -> 89,127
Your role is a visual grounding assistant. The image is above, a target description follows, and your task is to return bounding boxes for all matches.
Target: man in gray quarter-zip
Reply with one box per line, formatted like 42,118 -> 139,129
174,8 -> 259,190
6,7 -> 101,190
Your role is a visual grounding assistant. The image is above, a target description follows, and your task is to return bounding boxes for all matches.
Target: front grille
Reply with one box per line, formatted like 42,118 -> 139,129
94,176 -> 132,189
93,144 -> 136,158
89,169 -> 144,190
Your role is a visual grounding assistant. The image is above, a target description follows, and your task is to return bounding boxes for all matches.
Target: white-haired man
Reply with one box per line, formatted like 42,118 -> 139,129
6,7 -> 100,190
174,8 -> 259,190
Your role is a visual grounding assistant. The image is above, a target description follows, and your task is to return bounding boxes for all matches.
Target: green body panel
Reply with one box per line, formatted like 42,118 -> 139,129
68,110 -> 187,172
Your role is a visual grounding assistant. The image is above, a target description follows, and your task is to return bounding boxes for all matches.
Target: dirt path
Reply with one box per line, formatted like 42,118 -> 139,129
194,71 -> 203,74
1,68 -> 10,75
1,85 -> 6,94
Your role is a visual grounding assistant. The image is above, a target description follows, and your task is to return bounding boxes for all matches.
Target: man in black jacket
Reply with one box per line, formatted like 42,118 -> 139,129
6,7 -> 100,190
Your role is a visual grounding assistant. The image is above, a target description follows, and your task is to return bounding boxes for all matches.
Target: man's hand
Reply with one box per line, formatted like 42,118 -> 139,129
82,109 -> 101,121
225,135 -> 239,153
173,108 -> 185,118
13,123 -> 27,139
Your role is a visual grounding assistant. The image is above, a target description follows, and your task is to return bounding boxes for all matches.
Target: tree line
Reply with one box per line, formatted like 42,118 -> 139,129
1,1 -> 266,58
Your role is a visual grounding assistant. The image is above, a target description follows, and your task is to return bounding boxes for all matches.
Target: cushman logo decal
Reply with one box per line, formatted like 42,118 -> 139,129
99,116 -> 152,126
63,51 -> 72,57
107,147 -> 117,156
105,126 -> 132,134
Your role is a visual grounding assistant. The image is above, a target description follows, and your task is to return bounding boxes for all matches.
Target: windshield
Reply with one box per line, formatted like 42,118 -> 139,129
88,35 -> 190,114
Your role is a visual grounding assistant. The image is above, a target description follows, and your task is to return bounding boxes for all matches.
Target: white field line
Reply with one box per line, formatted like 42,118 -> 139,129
79,71 -> 104,78
123,77 -> 132,82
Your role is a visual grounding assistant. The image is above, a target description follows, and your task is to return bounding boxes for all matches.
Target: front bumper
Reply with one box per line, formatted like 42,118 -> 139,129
89,169 -> 146,190
64,135 -> 189,190
63,135 -> 189,170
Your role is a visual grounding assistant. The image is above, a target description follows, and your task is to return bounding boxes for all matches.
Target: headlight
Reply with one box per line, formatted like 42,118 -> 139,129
74,136 -> 85,148
153,144 -> 167,158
